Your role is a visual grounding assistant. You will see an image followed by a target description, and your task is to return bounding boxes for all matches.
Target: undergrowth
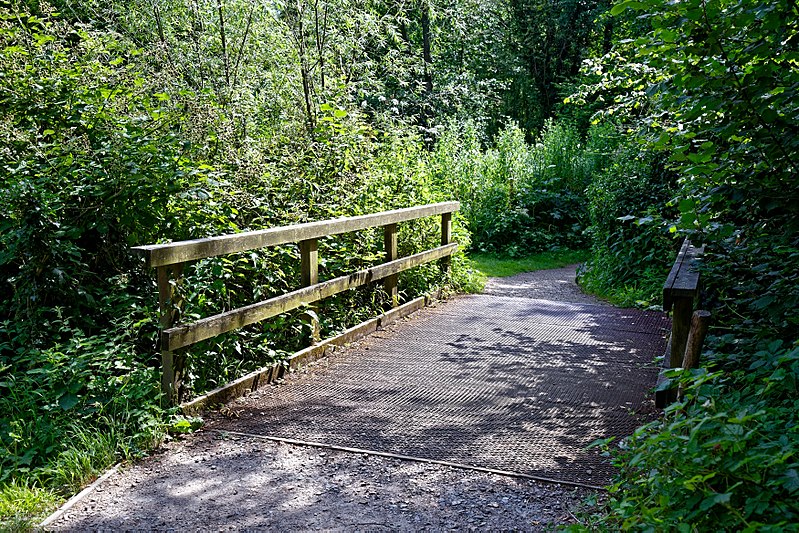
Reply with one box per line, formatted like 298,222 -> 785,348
0,481 -> 59,531
470,249 -> 588,278
0,5 -> 480,525
574,340 -> 799,531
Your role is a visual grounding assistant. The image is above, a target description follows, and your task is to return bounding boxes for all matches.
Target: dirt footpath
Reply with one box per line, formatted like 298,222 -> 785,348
47,267 -> 621,531
48,429 -> 595,531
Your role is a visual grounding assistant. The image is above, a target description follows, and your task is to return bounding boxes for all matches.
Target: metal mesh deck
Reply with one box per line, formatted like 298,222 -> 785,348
212,295 -> 669,485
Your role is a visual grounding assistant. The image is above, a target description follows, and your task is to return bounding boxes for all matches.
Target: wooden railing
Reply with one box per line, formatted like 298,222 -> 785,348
133,201 -> 460,404
656,238 -> 711,407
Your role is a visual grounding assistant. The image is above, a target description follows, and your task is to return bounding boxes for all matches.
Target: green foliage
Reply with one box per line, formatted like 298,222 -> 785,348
569,0 -> 799,527
0,480 -> 59,531
583,342 -> 799,531
436,120 -> 596,257
505,0 -> 613,134
469,250 -> 588,278
581,0 -> 799,326
168,416 -> 204,435
0,1 -> 483,518
577,122 -> 677,307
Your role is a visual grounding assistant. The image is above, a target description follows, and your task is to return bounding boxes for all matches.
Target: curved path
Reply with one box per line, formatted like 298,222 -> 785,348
48,266 -> 668,530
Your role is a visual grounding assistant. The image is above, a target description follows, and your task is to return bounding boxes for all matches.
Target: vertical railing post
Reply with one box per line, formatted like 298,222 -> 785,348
384,223 -> 398,307
300,238 -> 320,343
157,262 -> 184,406
300,238 -> 318,286
669,296 -> 693,368
440,212 -> 452,272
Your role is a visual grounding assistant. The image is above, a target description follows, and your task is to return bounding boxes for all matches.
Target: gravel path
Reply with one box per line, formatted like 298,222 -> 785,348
49,430 -> 594,531
483,264 -> 601,304
46,266 -> 614,531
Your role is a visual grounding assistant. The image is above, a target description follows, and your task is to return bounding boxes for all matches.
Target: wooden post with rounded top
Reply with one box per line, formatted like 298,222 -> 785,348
300,238 -> 320,343
384,223 -> 398,307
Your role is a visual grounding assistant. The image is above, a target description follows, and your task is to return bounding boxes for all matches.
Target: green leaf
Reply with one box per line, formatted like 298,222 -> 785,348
781,469 -> 799,493
610,1 -> 645,16
699,492 -> 732,511
58,394 -> 79,411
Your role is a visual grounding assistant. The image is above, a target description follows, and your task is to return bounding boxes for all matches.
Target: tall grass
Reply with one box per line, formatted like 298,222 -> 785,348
433,120 -> 598,257
0,480 -> 59,531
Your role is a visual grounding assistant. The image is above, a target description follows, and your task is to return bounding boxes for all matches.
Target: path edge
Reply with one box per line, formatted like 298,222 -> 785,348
180,291 -> 443,416
39,464 -> 121,529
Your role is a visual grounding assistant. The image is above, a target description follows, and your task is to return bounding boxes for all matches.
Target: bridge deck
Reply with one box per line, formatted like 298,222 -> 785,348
212,269 -> 668,486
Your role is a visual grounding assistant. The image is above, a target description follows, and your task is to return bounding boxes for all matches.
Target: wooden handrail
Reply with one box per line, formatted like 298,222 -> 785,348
133,202 -> 460,404
663,238 -> 703,315
132,201 -> 459,267
663,238 -> 704,368
656,238 -> 708,407
162,244 -> 457,351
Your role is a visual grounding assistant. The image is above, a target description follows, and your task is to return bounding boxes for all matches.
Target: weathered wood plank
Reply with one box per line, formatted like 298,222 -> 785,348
162,243 -> 458,351
300,238 -> 318,287
440,212 -> 452,272
384,223 -> 398,307
299,238 -> 321,343
681,310 -> 711,370
157,263 -> 184,404
180,363 -> 284,416
179,294 -> 435,415
663,238 -> 704,311
663,239 -> 690,309
133,202 -> 460,267
669,296 -> 694,368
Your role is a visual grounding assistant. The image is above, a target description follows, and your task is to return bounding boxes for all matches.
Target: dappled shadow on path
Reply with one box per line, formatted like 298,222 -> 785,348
51,428 -> 591,531
211,294 -> 668,486
52,276 -> 666,530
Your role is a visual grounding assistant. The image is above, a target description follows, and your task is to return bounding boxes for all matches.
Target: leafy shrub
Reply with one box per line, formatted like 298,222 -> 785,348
578,124 -> 677,306
588,341 -> 799,531
570,0 -> 799,528
435,120 -> 595,257
0,3 -> 480,518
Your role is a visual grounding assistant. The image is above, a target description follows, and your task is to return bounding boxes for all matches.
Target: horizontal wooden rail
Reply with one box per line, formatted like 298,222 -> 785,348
162,243 -> 457,351
663,238 -> 703,313
133,201 -> 459,267
133,202 -> 460,405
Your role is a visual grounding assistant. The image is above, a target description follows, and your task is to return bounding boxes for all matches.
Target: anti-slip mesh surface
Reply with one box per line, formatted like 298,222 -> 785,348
213,294 -> 669,485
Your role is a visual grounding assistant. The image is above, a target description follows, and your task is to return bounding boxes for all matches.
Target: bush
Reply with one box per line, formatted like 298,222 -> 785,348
587,341 -> 799,531
578,123 -> 677,307
0,5 -> 480,521
435,120 -> 595,257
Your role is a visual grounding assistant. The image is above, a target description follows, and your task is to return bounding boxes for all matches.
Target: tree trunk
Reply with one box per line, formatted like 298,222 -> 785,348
421,1 -> 433,94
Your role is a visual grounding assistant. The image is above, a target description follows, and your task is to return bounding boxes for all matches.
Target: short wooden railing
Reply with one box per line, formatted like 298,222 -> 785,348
133,201 -> 460,404
656,238 -> 711,407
